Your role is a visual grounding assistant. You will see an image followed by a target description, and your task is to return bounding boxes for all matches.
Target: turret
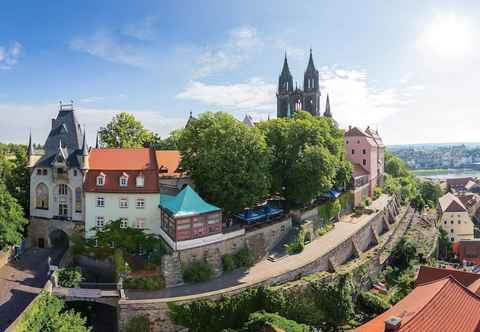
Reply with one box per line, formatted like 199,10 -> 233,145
324,94 -> 332,118
278,53 -> 293,94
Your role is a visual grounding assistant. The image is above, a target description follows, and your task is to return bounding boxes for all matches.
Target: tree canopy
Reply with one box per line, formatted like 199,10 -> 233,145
178,112 -> 271,214
0,180 -> 28,250
258,111 -> 351,206
98,113 -> 155,148
0,143 -> 29,215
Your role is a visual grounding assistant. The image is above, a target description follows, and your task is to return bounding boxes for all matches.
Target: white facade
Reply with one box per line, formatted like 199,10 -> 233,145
30,166 -> 85,222
84,192 -> 160,238
440,211 -> 474,243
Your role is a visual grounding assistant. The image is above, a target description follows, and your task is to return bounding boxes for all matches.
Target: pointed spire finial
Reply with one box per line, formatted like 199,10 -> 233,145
324,94 -> 332,118
28,130 -> 33,156
306,48 -> 316,73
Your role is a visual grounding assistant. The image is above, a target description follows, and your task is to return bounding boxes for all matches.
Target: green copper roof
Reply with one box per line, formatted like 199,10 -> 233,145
159,185 -> 220,217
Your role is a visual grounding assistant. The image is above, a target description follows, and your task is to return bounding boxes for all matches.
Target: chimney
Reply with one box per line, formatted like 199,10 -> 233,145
384,317 -> 401,332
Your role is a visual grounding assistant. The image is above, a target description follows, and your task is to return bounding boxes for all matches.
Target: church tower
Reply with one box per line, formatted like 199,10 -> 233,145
303,49 -> 320,116
276,54 -> 294,118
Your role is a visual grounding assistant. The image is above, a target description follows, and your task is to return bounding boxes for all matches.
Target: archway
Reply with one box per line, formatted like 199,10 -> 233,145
64,301 -> 117,332
304,232 -> 312,244
49,229 -> 69,250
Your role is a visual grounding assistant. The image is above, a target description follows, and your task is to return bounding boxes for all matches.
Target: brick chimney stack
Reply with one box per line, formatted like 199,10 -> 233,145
384,317 -> 402,332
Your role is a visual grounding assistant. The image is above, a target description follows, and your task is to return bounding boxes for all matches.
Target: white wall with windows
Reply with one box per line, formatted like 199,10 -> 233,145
440,211 -> 474,243
84,192 -> 160,238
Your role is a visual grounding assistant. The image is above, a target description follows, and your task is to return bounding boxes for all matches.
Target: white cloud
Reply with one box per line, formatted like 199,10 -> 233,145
0,41 -> 23,69
194,26 -> 261,77
70,31 -> 149,67
79,94 -> 128,104
318,67 -> 417,129
176,78 -> 276,111
123,16 -> 158,41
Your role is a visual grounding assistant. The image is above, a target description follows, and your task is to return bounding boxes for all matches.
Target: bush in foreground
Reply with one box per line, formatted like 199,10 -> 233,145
183,260 -> 214,283
56,267 -> 83,288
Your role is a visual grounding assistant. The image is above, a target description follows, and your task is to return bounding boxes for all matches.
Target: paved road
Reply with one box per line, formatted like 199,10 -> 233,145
0,248 -> 63,331
126,195 -> 396,301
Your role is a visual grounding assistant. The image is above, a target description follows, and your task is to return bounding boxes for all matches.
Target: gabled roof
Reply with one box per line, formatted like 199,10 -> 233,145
155,150 -> 184,177
345,126 -> 368,137
439,192 -> 468,213
355,275 -> 480,332
88,148 -> 156,171
159,185 -> 220,217
416,266 -> 480,290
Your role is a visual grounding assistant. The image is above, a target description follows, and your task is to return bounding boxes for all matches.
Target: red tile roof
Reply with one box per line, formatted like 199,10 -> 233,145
84,148 -> 159,193
355,276 -> 480,332
155,150 -> 185,177
416,265 -> 480,289
447,177 -> 474,187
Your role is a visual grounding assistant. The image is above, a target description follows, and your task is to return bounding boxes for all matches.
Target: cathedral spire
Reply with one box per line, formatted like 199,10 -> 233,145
281,52 -> 291,77
324,94 -> 332,118
306,48 -> 316,73
27,131 -> 33,156
81,128 -> 88,156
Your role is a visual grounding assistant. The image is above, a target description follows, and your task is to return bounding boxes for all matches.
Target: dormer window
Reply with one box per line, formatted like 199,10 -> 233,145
136,174 -> 145,188
120,172 -> 129,187
96,173 -> 105,186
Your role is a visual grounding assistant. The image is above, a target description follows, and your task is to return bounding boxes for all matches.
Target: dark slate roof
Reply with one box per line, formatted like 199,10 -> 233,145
280,54 -> 292,77
305,49 -> 317,73
35,109 -> 84,168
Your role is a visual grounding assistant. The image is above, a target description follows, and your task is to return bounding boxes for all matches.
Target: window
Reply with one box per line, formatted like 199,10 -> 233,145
37,169 -> 42,175
58,184 -> 68,195
96,216 -> 105,227
96,174 -> 105,186
109,241 -> 115,248
136,198 -> 145,209
444,220 -> 447,225
451,220 -> 454,224
362,159 -> 367,166
352,149 -> 355,155
35,183 -> 49,209
136,174 -> 145,188
120,176 -> 128,187
96,196 -> 105,208
458,220 -> 461,224
357,140 -> 360,144
57,168 -> 65,174
120,218 -> 128,229
136,218 -> 145,229
362,149 -> 366,155
43,169 -> 47,175
450,229 -> 454,233
73,170 -> 78,176
75,187 -> 82,213
119,198 -> 128,208
346,140 -> 349,144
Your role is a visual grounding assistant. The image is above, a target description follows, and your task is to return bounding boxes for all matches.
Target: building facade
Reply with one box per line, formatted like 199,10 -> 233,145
276,50 -> 333,119
438,192 -> 475,243
345,126 -> 385,204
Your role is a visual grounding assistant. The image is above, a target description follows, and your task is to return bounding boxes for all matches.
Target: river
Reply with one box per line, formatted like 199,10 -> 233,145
412,168 -> 480,180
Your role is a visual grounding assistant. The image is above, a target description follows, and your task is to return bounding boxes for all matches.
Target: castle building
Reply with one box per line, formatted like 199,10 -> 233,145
28,103 -> 87,248
276,49 -> 332,119
345,126 -> 385,206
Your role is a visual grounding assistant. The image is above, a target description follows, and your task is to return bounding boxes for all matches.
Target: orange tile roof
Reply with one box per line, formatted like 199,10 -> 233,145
155,150 -> 184,177
355,276 -> 480,332
88,148 -> 157,170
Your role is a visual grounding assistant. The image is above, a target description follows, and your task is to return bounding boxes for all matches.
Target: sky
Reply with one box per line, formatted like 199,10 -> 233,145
1,0 -> 480,145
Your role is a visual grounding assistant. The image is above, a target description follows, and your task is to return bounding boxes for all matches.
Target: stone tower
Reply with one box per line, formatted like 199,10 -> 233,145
276,50 -> 324,118
276,54 -> 294,118
302,49 -> 320,116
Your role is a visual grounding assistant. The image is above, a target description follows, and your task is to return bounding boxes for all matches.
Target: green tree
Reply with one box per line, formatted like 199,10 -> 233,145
98,113 -> 154,148
259,111 -> 351,207
438,227 -> 453,260
18,291 -> 90,332
418,180 -> 442,207
0,144 -> 29,215
56,267 -> 83,288
241,311 -> 312,332
149,129 -> 183,150
178,112 -> 271,214
384,151 -> 409,178
0,180 -> 28,250
390,238 -> 417,270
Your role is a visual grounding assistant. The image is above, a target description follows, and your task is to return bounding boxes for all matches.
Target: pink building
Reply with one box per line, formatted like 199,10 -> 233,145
345,126 -> 384,206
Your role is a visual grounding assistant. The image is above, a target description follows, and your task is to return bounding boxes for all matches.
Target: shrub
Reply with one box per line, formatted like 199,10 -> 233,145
113,248 -> 130,281
316,223 -> 333,237
56,267 -> 83,288
356,291 -> 390,316
222,254 -> 236,272
183,260 -> 214,283
124,276 -> 165,290
285,230 -> 305,255
126,315 -> 149,332
234,247 -> 256,268
241,311 -> 312,332
364,198 -> 371,207
373,187 -> 383,200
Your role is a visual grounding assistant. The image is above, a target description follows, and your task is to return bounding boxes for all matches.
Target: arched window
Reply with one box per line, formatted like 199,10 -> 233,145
119,172 -> 129,187
35,183 -> 49,209
75,187 -> 82,213
58,184 -> 68,195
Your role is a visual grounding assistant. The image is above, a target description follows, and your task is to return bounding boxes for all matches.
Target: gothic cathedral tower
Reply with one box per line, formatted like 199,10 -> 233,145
303,49 -> 320,116
276,54 -> 294,118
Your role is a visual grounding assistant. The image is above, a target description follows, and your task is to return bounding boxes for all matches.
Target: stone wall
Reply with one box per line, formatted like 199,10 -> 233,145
27,217 -> 84,248
161,217 -> 292,287
118,196 -> 402,332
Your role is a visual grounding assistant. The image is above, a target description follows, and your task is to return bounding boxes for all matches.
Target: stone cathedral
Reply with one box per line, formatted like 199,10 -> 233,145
276,49 -> 332,119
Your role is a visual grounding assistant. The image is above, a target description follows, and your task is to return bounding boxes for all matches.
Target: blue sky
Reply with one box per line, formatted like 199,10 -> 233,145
1,0 -> 480,145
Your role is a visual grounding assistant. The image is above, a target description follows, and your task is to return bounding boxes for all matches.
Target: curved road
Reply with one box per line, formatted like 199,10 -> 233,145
0,248 -> 63,331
